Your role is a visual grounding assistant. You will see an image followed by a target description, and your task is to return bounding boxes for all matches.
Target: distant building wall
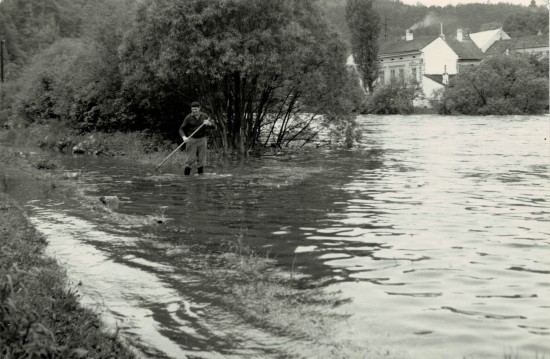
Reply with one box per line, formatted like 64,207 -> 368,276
421,76 -> 444,103
422,37 -> 458,75
515,46 -> 550,58
378,53 -> 423,85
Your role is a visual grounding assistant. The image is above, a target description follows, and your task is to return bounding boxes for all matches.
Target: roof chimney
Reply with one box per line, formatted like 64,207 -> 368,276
457,29 -> 463,42
406,29 -> 414,41
440,23 -> 445,40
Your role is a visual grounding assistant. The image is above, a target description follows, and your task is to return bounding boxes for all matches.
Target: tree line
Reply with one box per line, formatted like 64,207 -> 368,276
0,0 -> 365,153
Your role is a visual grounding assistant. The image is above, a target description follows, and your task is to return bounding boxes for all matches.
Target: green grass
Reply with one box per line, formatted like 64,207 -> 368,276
0,193 -> 136,358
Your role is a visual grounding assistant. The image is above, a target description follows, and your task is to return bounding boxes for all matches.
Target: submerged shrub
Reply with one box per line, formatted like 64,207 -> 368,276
32,157 -> 58,170
366,81 -> 420,114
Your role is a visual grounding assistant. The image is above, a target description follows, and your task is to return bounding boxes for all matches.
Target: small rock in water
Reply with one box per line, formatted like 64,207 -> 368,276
99,195 -> 120,209
72,144 -> 85,154
63,172 -> 80,179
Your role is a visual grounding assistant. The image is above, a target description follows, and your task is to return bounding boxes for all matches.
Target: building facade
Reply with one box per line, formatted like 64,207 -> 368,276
377,28 -> 483,107
375,26 -> 547,107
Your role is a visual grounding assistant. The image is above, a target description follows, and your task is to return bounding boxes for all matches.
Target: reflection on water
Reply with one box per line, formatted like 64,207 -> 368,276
1,115 -> 549,358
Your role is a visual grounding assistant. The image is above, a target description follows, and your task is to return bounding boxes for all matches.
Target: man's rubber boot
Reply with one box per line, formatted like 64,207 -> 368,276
198,166 -> 204,175
184,167 -> 191,176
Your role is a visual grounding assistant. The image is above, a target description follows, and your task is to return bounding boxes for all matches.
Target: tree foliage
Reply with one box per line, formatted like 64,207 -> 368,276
503,9 -> 549,38
120,0 -> 362,153
11,0 -> 136,131
438,55 -> 549,115
346,0 -> 381,92
366,80 -> 420,115
0,0 -> 85,78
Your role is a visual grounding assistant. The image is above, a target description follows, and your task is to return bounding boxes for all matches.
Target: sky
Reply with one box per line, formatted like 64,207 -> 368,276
400,0 -> 548,6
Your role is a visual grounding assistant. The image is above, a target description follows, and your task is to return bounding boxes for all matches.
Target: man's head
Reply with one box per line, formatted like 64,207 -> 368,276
190,101 -> 200,114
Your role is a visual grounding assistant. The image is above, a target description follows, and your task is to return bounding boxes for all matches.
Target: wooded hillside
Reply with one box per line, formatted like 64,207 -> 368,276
319,0 -> 548,43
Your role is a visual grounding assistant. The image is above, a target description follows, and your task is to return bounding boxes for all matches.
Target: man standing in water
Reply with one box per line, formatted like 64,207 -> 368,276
179,101 -> 215,176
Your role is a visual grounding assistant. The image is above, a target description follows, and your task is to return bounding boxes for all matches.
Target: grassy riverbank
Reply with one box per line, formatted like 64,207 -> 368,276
2,123 -> 187,167
0,193 -> 137,358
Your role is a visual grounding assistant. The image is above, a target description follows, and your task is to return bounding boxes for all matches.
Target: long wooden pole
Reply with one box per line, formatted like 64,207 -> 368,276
1,40 -> 5,83
155,123 -> 206,170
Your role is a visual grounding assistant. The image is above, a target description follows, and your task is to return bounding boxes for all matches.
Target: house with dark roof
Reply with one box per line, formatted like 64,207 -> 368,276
445,29 -> 484,71
375,25 -> 545,107
377,28 -> 483,107
485,34 -> 549,59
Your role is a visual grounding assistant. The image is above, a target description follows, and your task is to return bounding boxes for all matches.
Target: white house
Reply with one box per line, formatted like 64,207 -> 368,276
378,28 -> 483,107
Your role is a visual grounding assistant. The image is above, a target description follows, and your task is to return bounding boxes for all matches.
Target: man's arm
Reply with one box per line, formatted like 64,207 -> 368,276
202,113 -> 215,128
179,116 -> 190,140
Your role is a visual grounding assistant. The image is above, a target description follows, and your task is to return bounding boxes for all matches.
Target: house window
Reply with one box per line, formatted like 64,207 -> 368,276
399,68 -> 405,82
380,71 -> 385,85
411,67 -> 417,81
390,69 -> 396,80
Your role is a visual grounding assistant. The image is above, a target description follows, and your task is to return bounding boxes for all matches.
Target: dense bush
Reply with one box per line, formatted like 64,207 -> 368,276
437,54 -> 549,115
10,0 -> 136,133
14,39 -> 104,124
365,81 -> 420,115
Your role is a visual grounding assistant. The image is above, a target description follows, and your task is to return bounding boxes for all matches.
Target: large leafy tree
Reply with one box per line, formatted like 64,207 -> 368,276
345,0 -> 381,93
439,55 -> 549,115
120,0 -> 361,153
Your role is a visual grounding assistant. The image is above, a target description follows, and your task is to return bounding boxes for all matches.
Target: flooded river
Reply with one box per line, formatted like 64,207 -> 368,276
1,115 -> 549,358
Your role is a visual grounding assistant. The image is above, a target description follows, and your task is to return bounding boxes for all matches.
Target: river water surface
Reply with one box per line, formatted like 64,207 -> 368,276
1,115 -> 549,358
